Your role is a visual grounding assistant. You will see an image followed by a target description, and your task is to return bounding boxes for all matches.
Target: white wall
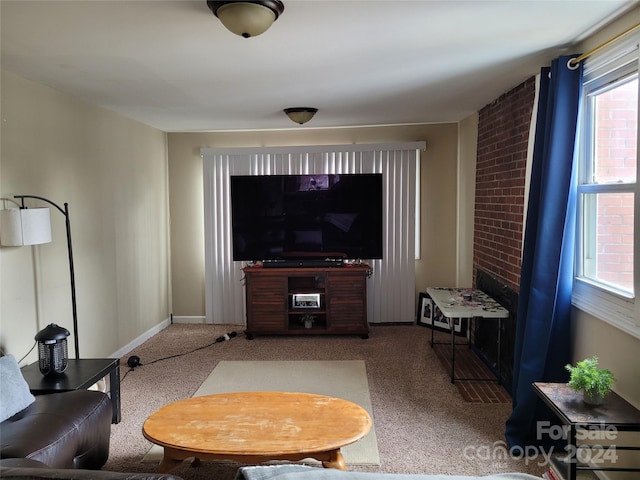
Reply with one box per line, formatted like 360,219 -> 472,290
457,113 -> 479,287
0,71 -> 172,362
167,124 -> 461,320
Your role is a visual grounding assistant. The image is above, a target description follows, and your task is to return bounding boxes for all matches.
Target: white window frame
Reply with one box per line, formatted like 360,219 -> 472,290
572,36 -> 640,339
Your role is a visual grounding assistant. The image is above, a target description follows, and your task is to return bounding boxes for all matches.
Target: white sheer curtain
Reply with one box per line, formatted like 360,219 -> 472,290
202,143 -> 425,325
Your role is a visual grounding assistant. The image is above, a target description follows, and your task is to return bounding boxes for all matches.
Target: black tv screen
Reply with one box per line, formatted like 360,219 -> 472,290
230,174 -> 383,261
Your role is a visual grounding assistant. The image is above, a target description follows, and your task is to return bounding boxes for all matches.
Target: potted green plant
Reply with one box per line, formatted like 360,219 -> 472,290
565,356 -> 615,406
301,313 -> 315,329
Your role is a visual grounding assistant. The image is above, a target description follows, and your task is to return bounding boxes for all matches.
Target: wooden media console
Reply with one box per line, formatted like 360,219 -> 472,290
242,265 -> 370,339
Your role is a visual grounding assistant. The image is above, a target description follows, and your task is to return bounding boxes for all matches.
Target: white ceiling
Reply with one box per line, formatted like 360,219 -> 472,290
1,1 -> 637,132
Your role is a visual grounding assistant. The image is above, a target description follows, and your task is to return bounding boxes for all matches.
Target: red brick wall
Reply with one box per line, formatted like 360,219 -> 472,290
474,77 -> 536,292
593,79 -> 637,290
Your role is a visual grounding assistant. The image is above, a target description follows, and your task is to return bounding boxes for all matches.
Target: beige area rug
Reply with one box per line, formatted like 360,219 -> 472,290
142,360 -> 380,466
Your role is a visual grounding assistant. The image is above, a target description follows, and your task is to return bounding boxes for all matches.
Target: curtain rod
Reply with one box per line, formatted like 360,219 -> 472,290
569,22 -> 640,67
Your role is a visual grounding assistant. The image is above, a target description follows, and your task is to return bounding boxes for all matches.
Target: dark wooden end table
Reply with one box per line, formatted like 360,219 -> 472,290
534,382 -> 640,480
21,358 -> 121,424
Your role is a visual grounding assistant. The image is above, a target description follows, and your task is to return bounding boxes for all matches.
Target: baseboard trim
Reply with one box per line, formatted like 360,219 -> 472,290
109,316 -> 242,359
110,317 -> 171,359
171,316 -> 207,324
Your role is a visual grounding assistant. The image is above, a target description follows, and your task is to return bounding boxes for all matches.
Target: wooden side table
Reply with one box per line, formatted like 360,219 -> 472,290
21,358 -> 121,424
533,382 -> 640,480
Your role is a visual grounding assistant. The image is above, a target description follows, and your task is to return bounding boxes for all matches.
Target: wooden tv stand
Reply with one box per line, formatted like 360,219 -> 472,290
242,265 -> 370,339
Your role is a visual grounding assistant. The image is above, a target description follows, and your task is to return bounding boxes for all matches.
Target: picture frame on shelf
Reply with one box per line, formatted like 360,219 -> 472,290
417,292 -> 433,327
416,292 -> 467,336
292,293 -> 321,309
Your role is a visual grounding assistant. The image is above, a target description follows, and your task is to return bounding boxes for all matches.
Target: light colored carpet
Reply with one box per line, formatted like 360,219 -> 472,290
142,360 -> 380,466
105,325 -> 547,479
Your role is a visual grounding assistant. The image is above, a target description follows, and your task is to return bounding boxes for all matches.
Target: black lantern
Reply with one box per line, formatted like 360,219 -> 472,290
35,323 -> 70,375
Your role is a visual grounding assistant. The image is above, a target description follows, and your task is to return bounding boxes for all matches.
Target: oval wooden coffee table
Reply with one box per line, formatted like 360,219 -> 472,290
142,391 -> 372,473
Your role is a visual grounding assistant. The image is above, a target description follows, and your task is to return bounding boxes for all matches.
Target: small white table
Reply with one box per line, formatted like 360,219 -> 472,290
426,287 -> 509,384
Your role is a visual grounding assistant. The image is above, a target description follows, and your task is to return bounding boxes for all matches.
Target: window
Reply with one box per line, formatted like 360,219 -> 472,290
573,39 -> 640,338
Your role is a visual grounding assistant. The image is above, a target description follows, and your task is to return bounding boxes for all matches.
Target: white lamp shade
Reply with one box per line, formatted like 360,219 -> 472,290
0,208 -> 52,246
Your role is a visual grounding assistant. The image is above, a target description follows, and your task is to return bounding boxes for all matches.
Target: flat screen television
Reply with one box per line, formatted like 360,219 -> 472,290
230,173 -> 383,261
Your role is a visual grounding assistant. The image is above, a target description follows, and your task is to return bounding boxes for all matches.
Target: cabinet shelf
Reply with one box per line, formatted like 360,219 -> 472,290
288,319 -> 328,331
548,455 -> 599,480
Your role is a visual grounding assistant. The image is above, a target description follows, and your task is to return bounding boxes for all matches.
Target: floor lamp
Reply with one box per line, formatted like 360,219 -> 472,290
0,195 -> 80,359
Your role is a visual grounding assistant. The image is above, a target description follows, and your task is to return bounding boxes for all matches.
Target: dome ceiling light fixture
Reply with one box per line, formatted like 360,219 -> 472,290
284,107 -> 318,125
207,1 -> 285,38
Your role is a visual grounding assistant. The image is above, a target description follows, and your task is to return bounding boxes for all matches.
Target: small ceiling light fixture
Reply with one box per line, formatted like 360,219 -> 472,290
284,107 -> 318,125
207,1 -> 285,38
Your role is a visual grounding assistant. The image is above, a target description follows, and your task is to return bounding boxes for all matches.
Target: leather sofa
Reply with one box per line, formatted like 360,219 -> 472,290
0,354 -> 181,479
0,389 -> 112,469
0,458 -> 183,480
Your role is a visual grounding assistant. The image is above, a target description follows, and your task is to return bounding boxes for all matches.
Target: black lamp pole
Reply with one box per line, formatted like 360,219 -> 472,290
15,195 -> 79,359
